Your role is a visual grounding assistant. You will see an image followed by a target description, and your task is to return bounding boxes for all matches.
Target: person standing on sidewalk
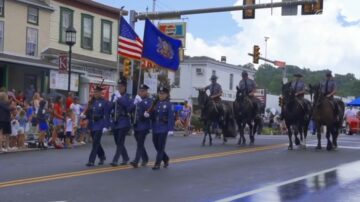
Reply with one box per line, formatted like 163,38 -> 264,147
84,85 -> 109,167
0,92 -> 14,152
130,84 -> 152,168
145,86 -> 174,170
109,79 -> 133,166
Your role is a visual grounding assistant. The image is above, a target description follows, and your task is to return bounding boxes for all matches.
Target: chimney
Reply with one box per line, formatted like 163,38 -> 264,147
221,56 -> 226,63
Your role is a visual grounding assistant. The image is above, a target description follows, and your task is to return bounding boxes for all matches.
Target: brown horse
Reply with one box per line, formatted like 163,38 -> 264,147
309,84 -> 345,150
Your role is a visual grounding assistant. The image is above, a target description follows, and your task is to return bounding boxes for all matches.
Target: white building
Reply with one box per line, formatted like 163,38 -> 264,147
168,56 -> 256,104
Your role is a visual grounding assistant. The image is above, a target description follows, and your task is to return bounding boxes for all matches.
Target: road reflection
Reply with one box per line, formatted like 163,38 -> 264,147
232,161 -> 360,202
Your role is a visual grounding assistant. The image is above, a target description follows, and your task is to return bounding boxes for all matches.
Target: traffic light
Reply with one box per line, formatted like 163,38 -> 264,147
278,96 -> 283,107
302,0 -> 323,15
123,59 -> 131,79
253,45 -> 260,64
243,0 -> 255,19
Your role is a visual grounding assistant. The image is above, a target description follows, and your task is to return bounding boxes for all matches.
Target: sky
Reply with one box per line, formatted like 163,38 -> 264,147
96,0 -> 360,78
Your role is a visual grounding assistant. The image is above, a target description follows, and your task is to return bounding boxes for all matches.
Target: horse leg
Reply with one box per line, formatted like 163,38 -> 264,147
326,126 -> 333,151
249,122 -> 255,145
286,122 -> 293,150
202,123 -> 208,146
333,127 -> 339,149
294,125 -> 301,146
316,125 -> 322,150
209,124 -> 213,146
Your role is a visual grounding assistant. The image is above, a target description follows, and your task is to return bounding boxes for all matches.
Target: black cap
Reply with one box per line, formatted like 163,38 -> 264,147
158,86 -> 170,93
117,79 -> 127,86
293,73 -> 303,77
326,71 -> 332,77
139,84 -> 150,90
210,75 -> 218,80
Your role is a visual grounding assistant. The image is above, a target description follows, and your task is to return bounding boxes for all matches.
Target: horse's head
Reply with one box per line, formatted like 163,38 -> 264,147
195,87 -> 209,106
309,83 -> 323,106
281,82 -> 295,104
235,86 -> 246,101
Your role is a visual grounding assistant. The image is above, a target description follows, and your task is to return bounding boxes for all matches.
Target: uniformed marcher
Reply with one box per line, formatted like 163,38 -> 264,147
130,84 -> 153,168
144,85 -> 174,170
321,71 -> 340,120
109,79 -> 133,166
239,70 -> 260,115
84,84 -> 109,167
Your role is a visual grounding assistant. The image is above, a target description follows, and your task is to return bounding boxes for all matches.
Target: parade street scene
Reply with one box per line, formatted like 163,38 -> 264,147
0,0 -> 360,202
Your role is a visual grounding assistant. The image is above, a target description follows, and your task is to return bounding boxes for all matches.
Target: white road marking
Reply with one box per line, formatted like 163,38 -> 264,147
215,161 -> 360,202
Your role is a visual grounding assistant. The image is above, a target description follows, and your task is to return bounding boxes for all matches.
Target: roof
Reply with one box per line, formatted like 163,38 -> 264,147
54,0 -> 128,19
42,48 -> 117,70
15,0 -> 54,11
182,56 -> 256,73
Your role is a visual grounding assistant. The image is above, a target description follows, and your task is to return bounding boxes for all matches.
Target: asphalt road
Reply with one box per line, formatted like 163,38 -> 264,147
1,132 -> 360,202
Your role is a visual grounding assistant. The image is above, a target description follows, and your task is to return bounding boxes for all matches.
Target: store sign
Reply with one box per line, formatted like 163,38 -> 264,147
89,83 -> 110,100
50,70 -> 79,92
158,22 -> 186,48
58,54 -> 68,74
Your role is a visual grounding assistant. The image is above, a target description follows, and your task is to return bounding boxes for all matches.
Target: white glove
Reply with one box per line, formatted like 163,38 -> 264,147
168,131 -> 174,136
134,95 -> 142,105
144,111 -> 150,118
113,91 -> 121,102
80,113 -> 86,119
102,128 -> 109,133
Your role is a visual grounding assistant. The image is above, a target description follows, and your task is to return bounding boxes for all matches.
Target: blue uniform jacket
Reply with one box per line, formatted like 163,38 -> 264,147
134,96 -> 153,132
111,94 -> 134,129
151,99 -> 174,134
87,98 -> 110,132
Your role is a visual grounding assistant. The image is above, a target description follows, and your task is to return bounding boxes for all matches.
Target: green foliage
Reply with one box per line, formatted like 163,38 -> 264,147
254,64 -> 360,97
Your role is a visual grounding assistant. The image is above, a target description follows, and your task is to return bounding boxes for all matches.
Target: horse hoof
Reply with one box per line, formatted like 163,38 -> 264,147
327,145 -> 333,151
288,146 -> 293,150
316,146 -> 322,150
202,142 -> 205,146
209,141 -> 213,146
295,138 -> 300,146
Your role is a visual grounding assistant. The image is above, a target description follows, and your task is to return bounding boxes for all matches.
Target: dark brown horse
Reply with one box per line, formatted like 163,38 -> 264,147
233,87 -> 260,145
309,83 -> 345,150
196,88 -> 236,146
281,82 -> 311,150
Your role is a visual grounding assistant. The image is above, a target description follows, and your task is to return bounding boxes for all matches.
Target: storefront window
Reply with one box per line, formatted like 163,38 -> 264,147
60,7 -> 73,43
0,21 -> 4,52
27,7 -> 39,25
81,14 -> 93,50
101,20 -> 112,54
26,27 -> 38,56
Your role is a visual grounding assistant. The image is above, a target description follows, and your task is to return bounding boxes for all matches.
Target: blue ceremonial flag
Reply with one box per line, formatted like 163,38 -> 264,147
142,19 -> 182,71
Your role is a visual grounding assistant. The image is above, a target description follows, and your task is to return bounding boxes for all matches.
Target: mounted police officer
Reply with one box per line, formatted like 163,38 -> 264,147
130,84 -> 153,168
109,79 -> 133,166
84,84 -> 109,167
202,75 -> 224,124
144,85 -> 174,170
291,73 -> 311,118
238,70 -> 260,115
321,71 -> 340,120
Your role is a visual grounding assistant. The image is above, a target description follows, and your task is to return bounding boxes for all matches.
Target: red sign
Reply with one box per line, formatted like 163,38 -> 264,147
274,60 -> 286,68
89,83 -> 110,100
59,54 -> 68,73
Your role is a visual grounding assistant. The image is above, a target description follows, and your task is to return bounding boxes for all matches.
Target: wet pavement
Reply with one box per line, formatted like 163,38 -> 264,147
1,133 -> 360,202
217,160 -> 360,202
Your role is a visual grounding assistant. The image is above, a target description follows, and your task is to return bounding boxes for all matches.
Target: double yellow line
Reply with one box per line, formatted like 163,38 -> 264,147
0,143 -> 285,189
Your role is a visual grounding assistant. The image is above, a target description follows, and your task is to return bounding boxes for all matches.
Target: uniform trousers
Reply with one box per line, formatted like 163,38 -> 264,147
112,127 -> 130,163
152,132 -> 169,166
133,130 -> 149,163
88,130 -> 105,163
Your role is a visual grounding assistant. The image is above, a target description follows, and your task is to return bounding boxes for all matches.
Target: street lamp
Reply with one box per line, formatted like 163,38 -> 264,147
65,26 -> 76,93
264,36 -> 270,64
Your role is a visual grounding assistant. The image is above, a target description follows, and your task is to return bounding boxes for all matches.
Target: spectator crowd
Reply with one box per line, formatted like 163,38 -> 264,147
0,88 -> 91,153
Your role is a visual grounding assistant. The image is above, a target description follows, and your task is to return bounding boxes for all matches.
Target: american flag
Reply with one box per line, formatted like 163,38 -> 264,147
118,17 -> 143,60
